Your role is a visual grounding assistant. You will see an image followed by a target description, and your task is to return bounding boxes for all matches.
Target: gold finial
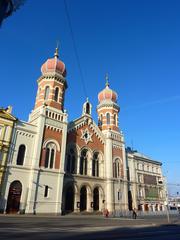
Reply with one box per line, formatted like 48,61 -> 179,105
105,73 -> 109,87
54,41 -> 59,58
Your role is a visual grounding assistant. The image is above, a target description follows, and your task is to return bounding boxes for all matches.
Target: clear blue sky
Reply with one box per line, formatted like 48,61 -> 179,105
0,0 -> 180,195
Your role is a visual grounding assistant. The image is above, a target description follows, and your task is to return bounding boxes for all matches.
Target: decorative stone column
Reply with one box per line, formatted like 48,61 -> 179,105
87,191 -> 93,212
74,192 -> 80,213
76,154 -> 80,174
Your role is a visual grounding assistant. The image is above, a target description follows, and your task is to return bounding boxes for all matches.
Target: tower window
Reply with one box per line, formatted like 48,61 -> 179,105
54,87 -> 59,102
16,144 -> 26,165
85,102 -> 90,114
44,143 -> 56,169
106,113 -> 110,125
98,114 -> 103,126
113,159 -> 121,178
92,152 -> 99,177
44,86 -> 50,100
114,114 -> 117,126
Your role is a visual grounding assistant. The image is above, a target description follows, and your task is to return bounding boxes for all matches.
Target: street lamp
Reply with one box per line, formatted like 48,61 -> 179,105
0,0 -> 25,26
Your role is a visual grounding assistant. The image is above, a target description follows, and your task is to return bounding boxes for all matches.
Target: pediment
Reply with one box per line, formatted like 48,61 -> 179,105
0,109 -> 17,121
68,115 -> 105,145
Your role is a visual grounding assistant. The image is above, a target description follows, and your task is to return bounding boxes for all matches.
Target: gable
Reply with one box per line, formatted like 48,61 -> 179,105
0,109 -> 17,122
67,116 -> 104,152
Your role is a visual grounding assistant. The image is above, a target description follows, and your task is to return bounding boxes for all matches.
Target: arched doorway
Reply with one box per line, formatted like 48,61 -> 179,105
65,186 -> 74,213
6,181 -> 22,214
80,186 -> 87,211
93,187 -> 99,211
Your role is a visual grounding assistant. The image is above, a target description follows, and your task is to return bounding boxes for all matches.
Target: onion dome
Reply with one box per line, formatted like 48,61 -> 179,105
41,47 -> 66,77
98,75 -> 118,103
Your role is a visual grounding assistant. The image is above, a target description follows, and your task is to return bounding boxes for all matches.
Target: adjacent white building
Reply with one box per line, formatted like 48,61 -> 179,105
126,147 -> 166,212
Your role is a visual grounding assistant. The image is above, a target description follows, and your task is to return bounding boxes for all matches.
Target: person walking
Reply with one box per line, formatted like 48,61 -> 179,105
104,209 -> 109,218
132,208 -> 137,219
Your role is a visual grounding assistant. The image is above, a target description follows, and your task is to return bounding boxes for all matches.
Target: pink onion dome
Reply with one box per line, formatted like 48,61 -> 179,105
98,81 -> 118,103
41,48 -> 66,77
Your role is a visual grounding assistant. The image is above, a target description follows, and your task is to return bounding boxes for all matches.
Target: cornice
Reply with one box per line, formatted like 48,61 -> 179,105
37,73 -> 68,89
97,102 -> 120,111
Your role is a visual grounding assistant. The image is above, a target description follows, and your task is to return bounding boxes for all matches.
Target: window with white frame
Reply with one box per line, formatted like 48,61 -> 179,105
92,152 -> 99,177
113,159 -> 121,178
80,149 -> 88,175
0,151 -> 2,163
106,113 -> 110,125
4,126 -> 10,141
139,188 -> 143,198
138,174 -> 142,183
137,163 -> 139,169
0,126 -> 2,138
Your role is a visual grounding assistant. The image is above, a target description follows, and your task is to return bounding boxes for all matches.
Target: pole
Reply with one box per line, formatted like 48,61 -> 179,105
166,204 -> 170,224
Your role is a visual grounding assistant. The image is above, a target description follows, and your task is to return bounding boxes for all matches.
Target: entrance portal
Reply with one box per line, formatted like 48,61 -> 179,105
80,186 -> 87,211
6,181 -> 22,214
65,186 -> 74,213
93,187 -> 99,211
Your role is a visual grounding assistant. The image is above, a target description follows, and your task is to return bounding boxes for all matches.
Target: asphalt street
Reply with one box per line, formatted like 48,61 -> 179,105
0,214 -> 180,240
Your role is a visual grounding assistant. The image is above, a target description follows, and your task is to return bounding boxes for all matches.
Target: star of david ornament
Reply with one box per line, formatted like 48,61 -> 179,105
81,128 -> 93,144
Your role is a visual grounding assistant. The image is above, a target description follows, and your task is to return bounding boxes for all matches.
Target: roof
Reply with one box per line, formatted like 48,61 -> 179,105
126,147 -> 162,165
0,108 -> 17,121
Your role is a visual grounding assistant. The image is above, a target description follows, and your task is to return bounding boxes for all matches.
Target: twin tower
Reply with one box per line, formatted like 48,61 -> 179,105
1,47 -> 128,215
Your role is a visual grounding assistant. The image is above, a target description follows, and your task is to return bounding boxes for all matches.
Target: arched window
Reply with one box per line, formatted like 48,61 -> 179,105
44,86 -> 50,100
54,87 -> 59,102
16,144 -> 26,165
98,114 -> 103,126
106,113 -> 110,125
92,152 -> 99,177
85,102 -> 90,114
114,114 -> 117,126
44,142 -> 56,169
66,148 -> 76,174
80,149 -> 88,175
113,159 -> 120,178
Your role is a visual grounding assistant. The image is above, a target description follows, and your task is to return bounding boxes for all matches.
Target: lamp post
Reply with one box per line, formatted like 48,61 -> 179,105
118,178 -> 123,217
0,0 -> 25,26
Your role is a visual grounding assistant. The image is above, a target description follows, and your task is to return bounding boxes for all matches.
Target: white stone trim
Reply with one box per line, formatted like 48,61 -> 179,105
43,138 -> 60,152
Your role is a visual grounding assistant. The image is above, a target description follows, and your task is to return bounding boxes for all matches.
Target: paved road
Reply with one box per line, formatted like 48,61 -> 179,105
0,215 -> 180,240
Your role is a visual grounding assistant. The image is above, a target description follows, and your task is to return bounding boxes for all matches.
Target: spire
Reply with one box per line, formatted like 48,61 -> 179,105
82,97 -> 92,116
105,73 -> 109,87
54,41 -> 59,58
